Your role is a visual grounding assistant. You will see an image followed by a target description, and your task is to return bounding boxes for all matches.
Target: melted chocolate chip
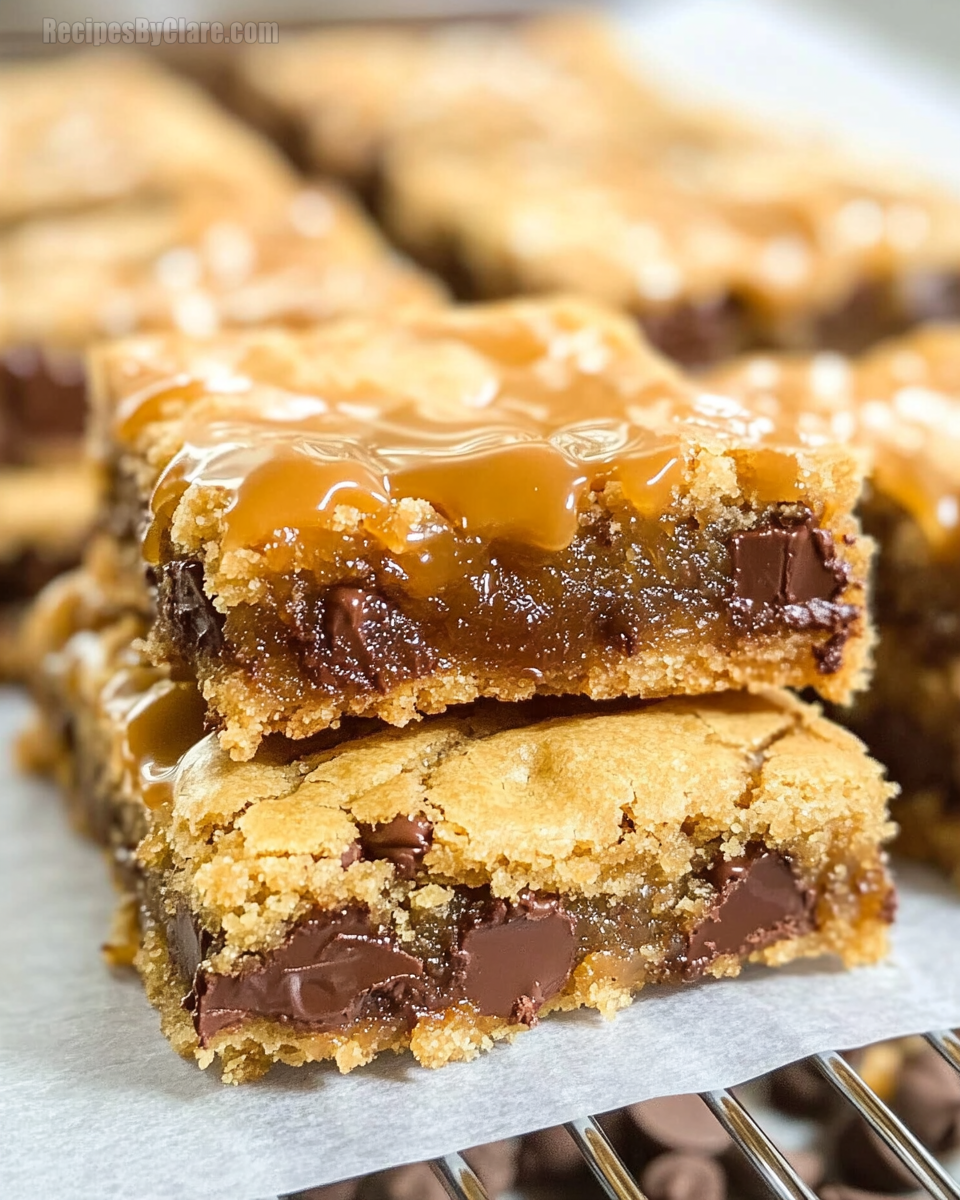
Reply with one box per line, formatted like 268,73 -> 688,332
153,559 -> 225,663
680,848 -> 815,981
730,520 -> 845,607
340,841 -> 363,869
188,907 -> 428,1044
358,814 -> 433,880
291,582 -> 435,694
166,903 -> 212,985
457,892 -> 576,1023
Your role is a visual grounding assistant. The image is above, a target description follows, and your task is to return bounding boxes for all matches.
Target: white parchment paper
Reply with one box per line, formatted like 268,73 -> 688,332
6,2 -> 960,1196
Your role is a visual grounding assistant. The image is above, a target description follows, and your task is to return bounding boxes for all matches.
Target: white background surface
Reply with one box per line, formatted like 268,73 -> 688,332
5,2 -> 960,1196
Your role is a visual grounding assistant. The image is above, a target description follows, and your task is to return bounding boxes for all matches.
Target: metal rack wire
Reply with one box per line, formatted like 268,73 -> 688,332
425,1031 -> 960,1200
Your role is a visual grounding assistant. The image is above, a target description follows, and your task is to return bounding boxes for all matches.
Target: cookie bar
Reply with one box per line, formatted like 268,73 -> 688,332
234,14 -> 960,364
28,584 -> 895,1083
385,130 -> 960,367
0,52 -> 442,661
707,324 -> 960,882
232,14 -> 662,187
89,297 -> 874,760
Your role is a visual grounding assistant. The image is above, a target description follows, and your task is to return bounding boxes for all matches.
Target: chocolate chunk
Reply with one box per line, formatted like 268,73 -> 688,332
626,1095 -> 731,1157
165,902 -> 212,985
340,841 -> 363,869
641,1152 -> 726,1200
0,344 -> 86,465
680,848 -> 815,981
457,892 -> 576,1022
0,548 -> 81,604
835,1114 -> 922,1193
639,294 -> 745,367
730,521 -> 845,607
359,813 -> 433,879
153,559 -> 225,662
188,907 -> 428,1044
891,1047 -> 960,1153
292,582 -> 435,694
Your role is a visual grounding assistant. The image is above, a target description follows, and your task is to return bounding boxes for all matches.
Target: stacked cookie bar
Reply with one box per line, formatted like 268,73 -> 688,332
710,323 -> 960,884
234,13 -> 960,365
0,51 -> 441,674
27,296 -> 897,1081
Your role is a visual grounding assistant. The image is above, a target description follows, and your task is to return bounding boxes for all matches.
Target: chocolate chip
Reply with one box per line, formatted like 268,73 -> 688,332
835,1114 -> 922,1193
358,813 -> 433,879
292,582 -> 435,694
639,293 -> 745,367
626,1095 -> 731,1157
153,559 -> 225,663
680,848 -> 815,981
641,1152 -> 726,1200
462,1139 -> 521,1196
457,892 -> 576,1022
188,907 -> 428,1044
165,902 -> 212,986
769,1060 -> 839,1119
0,344 -> 86,466
340,841 -> 362,869
891,1047 -> 960,1154
518,1125 -> 590,1182
730,521 -> 845,607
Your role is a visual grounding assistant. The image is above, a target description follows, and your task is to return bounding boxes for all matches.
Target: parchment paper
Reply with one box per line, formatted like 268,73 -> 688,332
7,2 -> 960,1196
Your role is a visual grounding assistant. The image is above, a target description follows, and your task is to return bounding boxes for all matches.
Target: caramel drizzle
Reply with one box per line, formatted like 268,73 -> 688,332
102,668 -> 207,810
115,314 -> 822,560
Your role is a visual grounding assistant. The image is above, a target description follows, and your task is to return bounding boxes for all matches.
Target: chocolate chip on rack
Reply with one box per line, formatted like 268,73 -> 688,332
641,1153 -> 727,1200
626,1095 -> 732,1157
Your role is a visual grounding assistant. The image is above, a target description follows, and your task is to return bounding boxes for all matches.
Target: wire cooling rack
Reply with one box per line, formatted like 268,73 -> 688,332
413,1031 -> 960,1200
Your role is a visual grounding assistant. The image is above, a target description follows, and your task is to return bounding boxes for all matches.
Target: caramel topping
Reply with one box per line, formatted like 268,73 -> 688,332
107,674 -> 207,809
107,304 -> 839,560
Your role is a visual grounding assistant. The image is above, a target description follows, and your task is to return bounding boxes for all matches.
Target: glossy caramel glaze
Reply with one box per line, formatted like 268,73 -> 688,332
98,298 -> 863,563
